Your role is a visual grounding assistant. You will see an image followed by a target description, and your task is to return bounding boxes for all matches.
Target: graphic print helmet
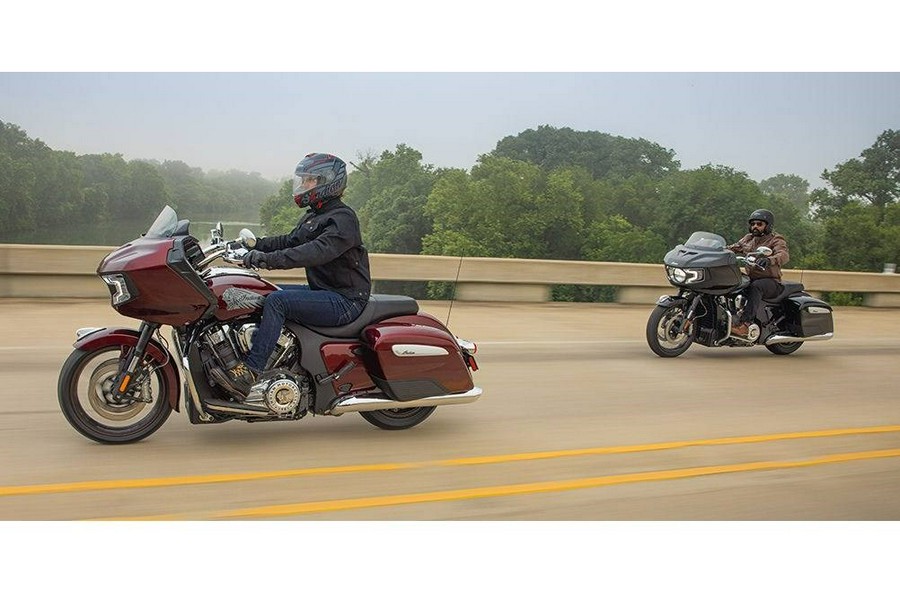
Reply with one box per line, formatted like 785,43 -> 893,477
293,153 -> 348,209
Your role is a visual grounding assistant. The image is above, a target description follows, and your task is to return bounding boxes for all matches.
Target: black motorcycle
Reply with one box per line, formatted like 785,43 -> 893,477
646,231 -> 834,357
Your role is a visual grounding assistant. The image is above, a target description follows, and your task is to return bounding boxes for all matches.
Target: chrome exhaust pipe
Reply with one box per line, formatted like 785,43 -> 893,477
765,332 -> 834,345
328,386 -> 483,416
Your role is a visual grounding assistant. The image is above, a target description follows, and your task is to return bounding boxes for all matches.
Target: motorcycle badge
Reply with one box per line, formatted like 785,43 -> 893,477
222,287 -> 266,311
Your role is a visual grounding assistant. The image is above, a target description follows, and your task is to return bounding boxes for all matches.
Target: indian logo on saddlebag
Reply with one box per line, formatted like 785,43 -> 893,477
222,288 -> 266,311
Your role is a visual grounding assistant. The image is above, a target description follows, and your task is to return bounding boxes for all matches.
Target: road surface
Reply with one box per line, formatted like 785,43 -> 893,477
1,298 -> 899,520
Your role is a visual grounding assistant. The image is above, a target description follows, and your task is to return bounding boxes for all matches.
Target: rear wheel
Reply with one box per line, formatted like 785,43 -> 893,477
360,406 -> 436,430
765,342 -> 803,355
58,346 -> 173,444
646,304 -> 696,358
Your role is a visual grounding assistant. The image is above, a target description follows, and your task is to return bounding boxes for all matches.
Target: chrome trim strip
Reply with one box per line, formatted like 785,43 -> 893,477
391,344 -> 449,357
206,403 -> 270,417
75,327 -> 104,341
203,267 -> 260,279
455,338 -> 475,353
327,386 -> 483,416
765,332 -> 834,345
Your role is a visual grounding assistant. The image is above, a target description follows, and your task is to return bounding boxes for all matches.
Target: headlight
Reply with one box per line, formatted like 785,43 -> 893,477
101,273 -> 134,305
667,267 -> 705,284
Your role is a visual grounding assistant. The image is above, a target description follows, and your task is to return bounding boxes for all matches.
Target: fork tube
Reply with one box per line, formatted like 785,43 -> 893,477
112,322 -> 159,396
682,294 -> 702,333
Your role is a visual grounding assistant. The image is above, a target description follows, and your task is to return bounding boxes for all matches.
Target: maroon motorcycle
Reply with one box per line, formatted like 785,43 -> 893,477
57,206 -> 481,444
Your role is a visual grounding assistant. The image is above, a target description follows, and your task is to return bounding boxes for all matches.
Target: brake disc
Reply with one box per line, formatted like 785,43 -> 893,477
87,358 -> 146,421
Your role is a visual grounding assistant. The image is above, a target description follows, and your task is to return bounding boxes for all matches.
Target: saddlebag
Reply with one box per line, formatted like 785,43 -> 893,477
784,295 -> 834,337
361,320 -> 474,401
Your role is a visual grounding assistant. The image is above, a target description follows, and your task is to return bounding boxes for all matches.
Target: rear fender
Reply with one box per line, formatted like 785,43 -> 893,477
73,327 -> 180,412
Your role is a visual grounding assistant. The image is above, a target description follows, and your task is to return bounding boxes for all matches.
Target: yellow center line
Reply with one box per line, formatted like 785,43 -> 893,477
4,424 -> 900,497
106,447 -> 900,520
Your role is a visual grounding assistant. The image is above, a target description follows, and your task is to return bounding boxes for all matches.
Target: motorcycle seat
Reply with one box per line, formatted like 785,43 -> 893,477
764,281 -> 805,303
305,294 -> 420,338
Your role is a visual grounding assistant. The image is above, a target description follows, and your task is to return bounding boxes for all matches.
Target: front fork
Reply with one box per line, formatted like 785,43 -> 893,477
677,293 -> 702,335
111,321 -> 160,401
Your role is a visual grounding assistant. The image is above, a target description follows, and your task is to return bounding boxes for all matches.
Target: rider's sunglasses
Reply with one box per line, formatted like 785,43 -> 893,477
749,221 -> 766,228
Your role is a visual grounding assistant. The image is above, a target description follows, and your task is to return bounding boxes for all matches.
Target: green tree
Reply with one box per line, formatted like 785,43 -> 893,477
759,174 -> 811,212
820,129 -> 900,215
818,202 -> 895,271
582,215 -> 668,263
352,146 -> 439,254
653,165 -> 767,247
423,156 -> 585,260
493,125 -> 680,179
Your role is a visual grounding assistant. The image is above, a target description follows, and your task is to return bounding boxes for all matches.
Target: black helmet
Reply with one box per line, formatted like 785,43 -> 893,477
748,208 -> 774,235
293,153 -> 348,209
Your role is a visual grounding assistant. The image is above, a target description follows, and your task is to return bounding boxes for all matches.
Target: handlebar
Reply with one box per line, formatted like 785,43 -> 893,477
197,240 -> 249,269
736,254 -> 767,270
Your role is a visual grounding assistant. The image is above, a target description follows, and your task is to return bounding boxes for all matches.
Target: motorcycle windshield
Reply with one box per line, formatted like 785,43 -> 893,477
684,231 -> 726,250
145,206 -> 179,238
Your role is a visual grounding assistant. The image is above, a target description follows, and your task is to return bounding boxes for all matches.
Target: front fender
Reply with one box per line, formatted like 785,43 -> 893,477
655,294 -> 687,308
73,327 -> 181,412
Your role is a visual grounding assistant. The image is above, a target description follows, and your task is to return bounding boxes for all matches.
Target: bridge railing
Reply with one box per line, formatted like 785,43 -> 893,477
1,244 -> 899,307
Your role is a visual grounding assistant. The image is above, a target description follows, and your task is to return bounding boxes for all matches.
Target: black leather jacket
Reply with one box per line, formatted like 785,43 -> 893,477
254,200 -> 371,304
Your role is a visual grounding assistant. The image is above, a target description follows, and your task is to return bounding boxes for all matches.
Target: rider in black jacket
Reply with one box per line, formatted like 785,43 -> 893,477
229,153 -> 371,392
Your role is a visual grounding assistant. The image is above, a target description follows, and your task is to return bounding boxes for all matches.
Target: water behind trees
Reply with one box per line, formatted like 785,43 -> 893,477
1,219 -> 265,247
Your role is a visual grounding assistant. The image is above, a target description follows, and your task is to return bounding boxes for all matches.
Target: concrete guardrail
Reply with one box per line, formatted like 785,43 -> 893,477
1,244 -> 899,307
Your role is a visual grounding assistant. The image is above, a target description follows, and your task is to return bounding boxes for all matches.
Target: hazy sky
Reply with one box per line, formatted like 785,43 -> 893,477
0,73 -> 900,187
2,72 -> 898,189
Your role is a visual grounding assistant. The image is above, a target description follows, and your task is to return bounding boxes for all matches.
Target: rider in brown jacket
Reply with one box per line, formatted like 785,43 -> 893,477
726,209 -> 790,337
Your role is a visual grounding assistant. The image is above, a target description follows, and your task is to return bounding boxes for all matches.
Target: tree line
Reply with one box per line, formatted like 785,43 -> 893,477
0,119 -> 277,241
259,126 -> 900,299
4,117 -> 898,296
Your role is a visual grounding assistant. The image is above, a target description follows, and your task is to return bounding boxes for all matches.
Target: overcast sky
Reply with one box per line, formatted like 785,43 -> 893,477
3,72 -> 898,190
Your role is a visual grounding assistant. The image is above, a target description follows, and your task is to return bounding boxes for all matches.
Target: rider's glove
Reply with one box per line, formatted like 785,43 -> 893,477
756,256 -> 770,270
242,250 -> 268,269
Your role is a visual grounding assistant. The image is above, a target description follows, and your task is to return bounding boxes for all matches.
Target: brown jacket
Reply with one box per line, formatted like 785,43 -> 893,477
727,232 -> 790,280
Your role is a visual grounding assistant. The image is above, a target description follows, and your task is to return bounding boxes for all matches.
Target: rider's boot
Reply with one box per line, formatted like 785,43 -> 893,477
731,321 -> 751,337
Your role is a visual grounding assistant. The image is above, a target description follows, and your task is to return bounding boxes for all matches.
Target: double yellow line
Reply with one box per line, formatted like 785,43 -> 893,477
4,424 -> 900,519
4,424 -> 900,499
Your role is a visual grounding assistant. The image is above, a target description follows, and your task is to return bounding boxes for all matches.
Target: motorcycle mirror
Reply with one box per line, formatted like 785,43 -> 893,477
756,246 -> 773,257
239,228 -> 257,248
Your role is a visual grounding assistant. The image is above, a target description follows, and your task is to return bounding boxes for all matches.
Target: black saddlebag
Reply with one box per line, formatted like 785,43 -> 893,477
783,295 -> 834,337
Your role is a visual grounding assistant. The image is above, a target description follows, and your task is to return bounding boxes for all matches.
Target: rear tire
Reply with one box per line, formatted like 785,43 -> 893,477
359,406 -> 436,430
646,304 -> 695,358
765,342 -> 803,355
58,346 -> 173,444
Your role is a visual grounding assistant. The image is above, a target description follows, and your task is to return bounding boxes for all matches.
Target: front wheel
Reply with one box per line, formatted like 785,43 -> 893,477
765,342 -> 803,355
58,346 -> 173,444
646,303 -> 696,358
360,406 -> 436,430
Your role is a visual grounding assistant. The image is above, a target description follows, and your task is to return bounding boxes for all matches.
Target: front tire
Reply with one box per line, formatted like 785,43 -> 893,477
766,342 -> 803,355
646,303 -> 696,358
360,406 -> 436,430
58,346 -> 173,444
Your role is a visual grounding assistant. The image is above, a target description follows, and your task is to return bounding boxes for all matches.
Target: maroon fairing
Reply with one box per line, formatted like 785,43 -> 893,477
98,237 -> 211,325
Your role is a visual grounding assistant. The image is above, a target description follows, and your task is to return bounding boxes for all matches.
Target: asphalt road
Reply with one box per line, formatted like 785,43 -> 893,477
1,298 -> 899,520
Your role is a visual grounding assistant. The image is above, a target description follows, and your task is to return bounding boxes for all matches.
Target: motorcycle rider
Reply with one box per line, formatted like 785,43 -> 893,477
228,153 -> 371,394
726,209 -> 790,338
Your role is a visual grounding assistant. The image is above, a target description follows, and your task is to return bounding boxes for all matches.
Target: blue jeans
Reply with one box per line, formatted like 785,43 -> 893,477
245,284 -> 365,371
